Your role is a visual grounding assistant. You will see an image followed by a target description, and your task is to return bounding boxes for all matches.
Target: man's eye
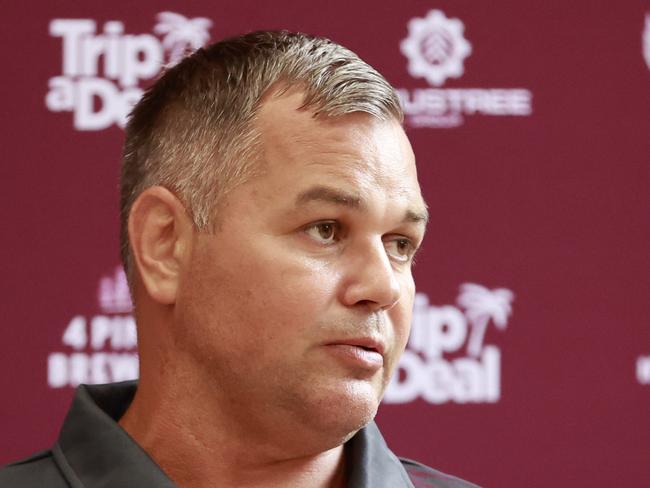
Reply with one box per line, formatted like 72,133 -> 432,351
385,238 -> 415,263
305,222 -> 339,244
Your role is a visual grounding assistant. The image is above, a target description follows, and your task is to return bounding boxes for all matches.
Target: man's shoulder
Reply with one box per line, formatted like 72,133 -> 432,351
0,450 -> 68,487
399,457 -> 481,488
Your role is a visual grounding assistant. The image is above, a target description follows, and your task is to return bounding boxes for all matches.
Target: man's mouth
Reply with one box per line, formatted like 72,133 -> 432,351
324,337 -> 385,371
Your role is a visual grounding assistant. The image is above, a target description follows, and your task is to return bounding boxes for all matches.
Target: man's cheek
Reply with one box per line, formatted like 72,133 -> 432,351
393,298 -> 413,331
279,267 -> 337,306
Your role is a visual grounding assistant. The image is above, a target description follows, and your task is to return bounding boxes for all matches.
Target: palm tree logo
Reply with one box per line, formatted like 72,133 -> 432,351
154,12 -> 213,66
457,283 -> 514,357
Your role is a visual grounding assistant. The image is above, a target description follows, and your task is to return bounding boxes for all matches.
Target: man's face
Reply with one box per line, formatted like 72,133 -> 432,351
176,91 -> 427,450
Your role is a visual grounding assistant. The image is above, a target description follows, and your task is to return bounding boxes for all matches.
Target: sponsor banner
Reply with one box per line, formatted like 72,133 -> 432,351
397,10 -> 533,128
46,12 -> 212,131
47,267 -> 139,388
385,283 -> 514,404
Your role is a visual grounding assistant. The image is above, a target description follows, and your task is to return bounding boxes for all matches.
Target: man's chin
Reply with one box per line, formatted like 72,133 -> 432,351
299,379 -> 382,443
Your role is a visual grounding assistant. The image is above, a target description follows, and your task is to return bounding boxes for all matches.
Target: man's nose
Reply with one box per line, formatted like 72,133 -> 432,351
340,240 -> 401,311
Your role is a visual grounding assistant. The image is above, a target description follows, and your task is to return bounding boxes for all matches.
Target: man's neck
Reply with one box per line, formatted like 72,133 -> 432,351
118,377 -> 347,488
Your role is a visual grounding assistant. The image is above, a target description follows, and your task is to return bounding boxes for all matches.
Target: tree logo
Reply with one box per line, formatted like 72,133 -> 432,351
154,12 -> 212,67
400,10 -> 472,87
457,283 -> 514,358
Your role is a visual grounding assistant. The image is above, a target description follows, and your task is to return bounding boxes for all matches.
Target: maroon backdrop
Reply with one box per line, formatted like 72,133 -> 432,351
2,1 -> 649,486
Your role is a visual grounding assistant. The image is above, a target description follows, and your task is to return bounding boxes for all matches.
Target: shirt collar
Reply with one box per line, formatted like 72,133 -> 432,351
345,421 -> 415,488
56,381 -> 175,488
56,381 -> 413,488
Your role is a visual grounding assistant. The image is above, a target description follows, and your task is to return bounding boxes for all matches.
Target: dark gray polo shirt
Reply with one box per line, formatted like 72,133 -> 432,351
0,382 -> 478,487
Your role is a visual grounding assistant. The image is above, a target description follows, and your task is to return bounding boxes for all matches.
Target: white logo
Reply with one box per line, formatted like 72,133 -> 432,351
384,283 -> 514,404
47,267 -> 139,388
643,14 -> 650,69
397,10 -> 533,128
458,283 -> 513,357
46,12 -> 212,131
401,10 -> 471,87
98,266 -> 133,313
637,355 -> 650,385
154,11 -> 213,67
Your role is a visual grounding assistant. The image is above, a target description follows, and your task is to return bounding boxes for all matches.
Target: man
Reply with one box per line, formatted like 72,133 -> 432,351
1,31 -> 478,487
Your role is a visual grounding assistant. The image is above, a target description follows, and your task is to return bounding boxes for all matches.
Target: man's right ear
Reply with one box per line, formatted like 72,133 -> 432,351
127,186 -> 193,305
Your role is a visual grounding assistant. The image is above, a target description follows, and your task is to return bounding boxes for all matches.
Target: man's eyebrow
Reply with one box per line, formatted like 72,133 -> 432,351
295,185 -> 429,225
404,208 -> 429,225
295,186 -> 364,209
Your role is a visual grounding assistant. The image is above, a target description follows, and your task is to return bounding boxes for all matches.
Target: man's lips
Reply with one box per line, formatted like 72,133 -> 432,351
323,337 -> 386,371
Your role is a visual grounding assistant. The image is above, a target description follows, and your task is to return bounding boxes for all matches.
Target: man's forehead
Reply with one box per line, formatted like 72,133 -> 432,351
255,91 -> 413,167
254,87 -> 424,204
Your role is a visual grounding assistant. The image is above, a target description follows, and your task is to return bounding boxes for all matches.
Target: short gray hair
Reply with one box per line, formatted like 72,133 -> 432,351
120,30 -> 403,281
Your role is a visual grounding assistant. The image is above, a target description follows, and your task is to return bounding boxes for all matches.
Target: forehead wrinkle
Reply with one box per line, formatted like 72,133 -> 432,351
302,159 -> 427,219
304,156 -> 399,195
